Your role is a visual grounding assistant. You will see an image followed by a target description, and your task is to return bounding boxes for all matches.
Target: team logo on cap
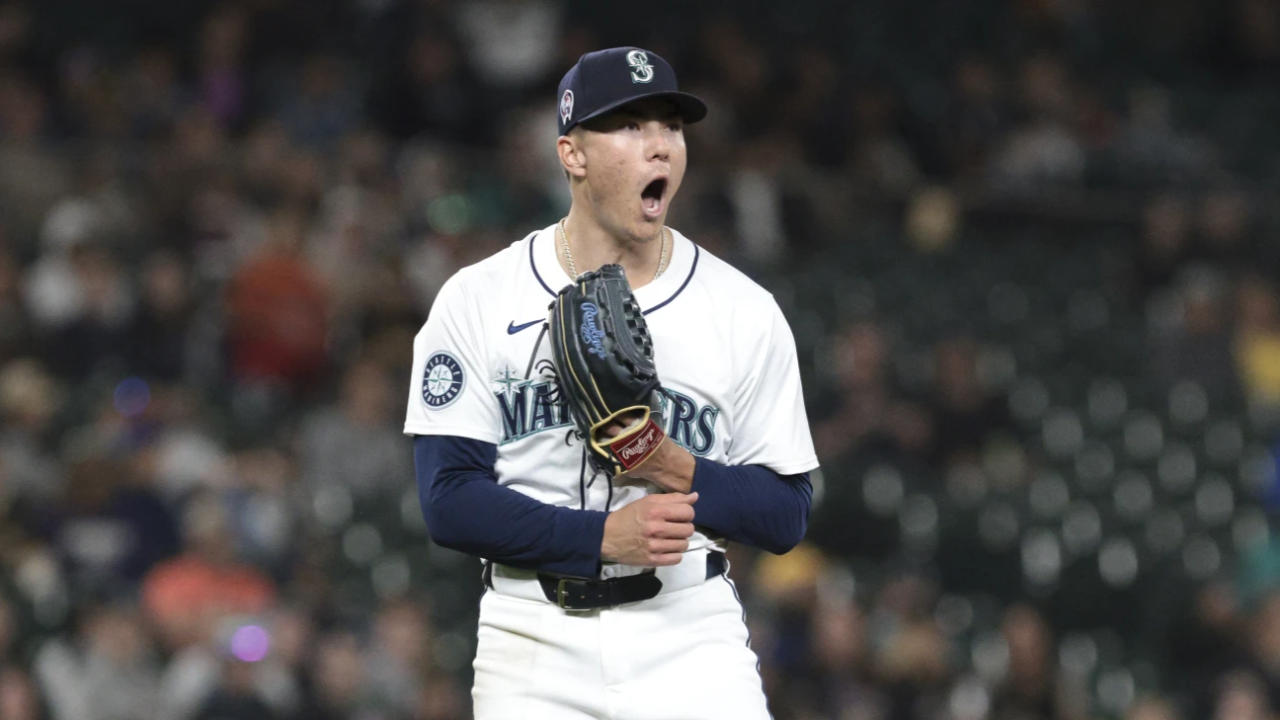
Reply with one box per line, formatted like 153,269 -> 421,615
560,89 -> 574,125
422,351 -> 464,409
626,50 -> 654,84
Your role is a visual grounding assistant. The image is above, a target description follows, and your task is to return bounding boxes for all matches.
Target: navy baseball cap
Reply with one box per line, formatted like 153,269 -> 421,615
557,47 -> 707,136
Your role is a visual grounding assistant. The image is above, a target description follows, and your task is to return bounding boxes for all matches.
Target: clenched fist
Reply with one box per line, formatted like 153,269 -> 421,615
601,492 -> 698,567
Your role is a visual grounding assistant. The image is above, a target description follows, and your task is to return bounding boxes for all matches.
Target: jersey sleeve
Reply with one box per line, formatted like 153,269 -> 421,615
403,271 -> 502,443
726,298 -> 819,475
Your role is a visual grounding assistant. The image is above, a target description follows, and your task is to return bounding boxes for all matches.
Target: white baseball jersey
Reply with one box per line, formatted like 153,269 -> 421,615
405,224 -> 818,719
403,224 -> 818,561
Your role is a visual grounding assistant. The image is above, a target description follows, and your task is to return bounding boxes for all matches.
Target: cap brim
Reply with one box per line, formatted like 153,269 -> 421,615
570,91 -> 707,133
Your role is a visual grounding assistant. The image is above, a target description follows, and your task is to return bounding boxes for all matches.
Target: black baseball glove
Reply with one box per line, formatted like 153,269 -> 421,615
548,264 -> 667,476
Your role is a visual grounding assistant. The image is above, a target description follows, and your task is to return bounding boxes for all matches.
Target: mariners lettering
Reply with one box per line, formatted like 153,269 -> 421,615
498,380 -> 572,444
497,379 -> 719,453
661,388 -> 719,455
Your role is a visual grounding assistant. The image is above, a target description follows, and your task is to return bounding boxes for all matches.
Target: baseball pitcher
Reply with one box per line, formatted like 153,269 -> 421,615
405,47 -> 819,719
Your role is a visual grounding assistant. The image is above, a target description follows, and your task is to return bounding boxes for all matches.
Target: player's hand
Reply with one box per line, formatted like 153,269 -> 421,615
601,492 -> 698,567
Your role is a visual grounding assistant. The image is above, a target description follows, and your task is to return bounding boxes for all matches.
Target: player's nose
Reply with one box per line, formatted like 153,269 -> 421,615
645,123 -> 670,162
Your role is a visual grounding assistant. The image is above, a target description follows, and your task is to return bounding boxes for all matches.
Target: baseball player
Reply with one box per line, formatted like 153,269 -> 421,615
404,47 -> 819,719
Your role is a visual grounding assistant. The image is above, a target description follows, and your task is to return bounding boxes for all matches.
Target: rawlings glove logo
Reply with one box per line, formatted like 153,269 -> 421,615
580,302 -> 608,358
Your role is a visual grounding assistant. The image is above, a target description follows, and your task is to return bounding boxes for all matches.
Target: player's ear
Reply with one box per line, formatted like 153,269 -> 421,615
558,134 -> 587,179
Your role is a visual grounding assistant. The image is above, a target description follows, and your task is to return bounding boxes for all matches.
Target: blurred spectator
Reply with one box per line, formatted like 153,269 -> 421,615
298,358 -> 409,501
1234,273 -> 1280,412
989,54 -> 1085,189
121,45 -> 183,140
1210,669 -> 1273,720
277,54 -> 359,151
226,204 -> 329,394
296,630 -> 367,720
1111,86 -> 1215,187
0,358 -> 63,503
813,320 -> 932,462
225,446 -> 298,577
0,73 -> 70,245
1147,266 -> 1241,403
192,656 -> 278,720
41,241 -> 135,381
454,0 -> 561,90
929,334 -> 1014,469
810,321 -> 933,560
159,606 -> 312,720
363,598 -> 435,718
0,1 -> 32,62
1244,590 -> 1280,713
1,2 -> 1280,718
0,663 -> 46,720
1133,194 -> 1194,300
416,671 -> 468,720
1126,696 -> 1183,720
1167,581 -> 1248,718
367,29 -> 487,144
24,196 -> 121,328
141,386 -> 232,501
846,83 -> 920,193
807,595 -> 888,719
141,491 -> 275,652
196,5 -> 249,128
33,602 -> 159,720
126,250 -> 195,383
989,604 -> 1086,720
942,56 -> 1009,180
0,245 -> 33,361
1195,189 -> 1254,271
39,436 -> 179,597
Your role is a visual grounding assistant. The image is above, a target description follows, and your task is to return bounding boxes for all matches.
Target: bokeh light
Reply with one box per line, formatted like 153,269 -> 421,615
113,377 -> 151,418
230,625 -> 270,663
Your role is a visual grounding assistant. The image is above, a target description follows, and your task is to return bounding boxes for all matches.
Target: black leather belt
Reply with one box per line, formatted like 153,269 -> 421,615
535,551 -> 727,610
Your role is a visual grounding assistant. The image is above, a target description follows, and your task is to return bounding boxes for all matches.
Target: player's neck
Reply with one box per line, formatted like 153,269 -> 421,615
560,210 -> 665,288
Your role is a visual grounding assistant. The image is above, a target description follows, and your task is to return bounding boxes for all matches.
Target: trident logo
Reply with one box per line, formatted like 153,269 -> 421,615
626,50 -> 654,84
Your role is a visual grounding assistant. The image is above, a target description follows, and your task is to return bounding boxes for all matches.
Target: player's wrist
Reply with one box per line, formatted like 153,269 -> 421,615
641,438 -> 695,493
600,512 -> 621,562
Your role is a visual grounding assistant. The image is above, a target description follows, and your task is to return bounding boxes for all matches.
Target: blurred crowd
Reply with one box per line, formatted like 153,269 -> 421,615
1,0 -> 1280,718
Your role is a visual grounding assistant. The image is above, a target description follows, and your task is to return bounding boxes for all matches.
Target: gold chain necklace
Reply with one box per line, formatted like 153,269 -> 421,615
558,218 -> 670,281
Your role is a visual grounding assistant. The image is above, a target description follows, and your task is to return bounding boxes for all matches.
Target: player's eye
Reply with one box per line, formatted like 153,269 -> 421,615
625,121 -> 641,131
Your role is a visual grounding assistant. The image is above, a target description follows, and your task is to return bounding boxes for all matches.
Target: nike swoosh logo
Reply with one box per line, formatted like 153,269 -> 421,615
507,319 -> 543,335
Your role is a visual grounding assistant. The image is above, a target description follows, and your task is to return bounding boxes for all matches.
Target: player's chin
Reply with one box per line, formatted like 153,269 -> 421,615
625,217 -> 665,245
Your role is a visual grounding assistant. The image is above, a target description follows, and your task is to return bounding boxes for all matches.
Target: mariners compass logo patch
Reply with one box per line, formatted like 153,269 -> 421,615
422,351 -> 465,409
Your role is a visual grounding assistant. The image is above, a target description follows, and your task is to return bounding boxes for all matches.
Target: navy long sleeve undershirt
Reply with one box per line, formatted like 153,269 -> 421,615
689,456 -> 813,555
414,435 -> 607,578
414,435 -> 812,576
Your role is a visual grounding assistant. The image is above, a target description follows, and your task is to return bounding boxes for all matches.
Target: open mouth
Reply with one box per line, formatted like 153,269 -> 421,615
641,178 -> 667,218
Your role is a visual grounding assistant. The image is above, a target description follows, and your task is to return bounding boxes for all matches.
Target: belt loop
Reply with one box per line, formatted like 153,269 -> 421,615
706,550 -> 727,579
556,578 -> 571,609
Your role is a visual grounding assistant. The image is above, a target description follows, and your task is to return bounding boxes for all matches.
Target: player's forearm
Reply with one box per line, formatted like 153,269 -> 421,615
688,457 -> 812,554
414,435 -> 606,577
